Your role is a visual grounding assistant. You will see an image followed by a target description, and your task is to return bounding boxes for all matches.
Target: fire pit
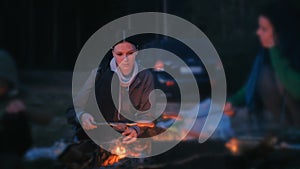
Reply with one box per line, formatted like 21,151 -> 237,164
97,129 -> 300,169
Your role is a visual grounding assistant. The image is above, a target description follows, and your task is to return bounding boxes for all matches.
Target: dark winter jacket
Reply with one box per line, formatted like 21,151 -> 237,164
0,50 -> 31,156
95,65 -> 155,136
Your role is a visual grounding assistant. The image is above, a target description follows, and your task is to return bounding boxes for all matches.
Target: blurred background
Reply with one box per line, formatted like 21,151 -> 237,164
1,0 -> 291,91
1,0 -> 300,169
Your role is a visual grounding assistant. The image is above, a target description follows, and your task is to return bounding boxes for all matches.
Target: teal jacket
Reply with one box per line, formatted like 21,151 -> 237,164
229,47 -> 300,107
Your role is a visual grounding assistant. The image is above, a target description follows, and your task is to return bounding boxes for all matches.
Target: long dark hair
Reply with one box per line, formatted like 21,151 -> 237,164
259,2 -> 300,71
96,39 -> 138,80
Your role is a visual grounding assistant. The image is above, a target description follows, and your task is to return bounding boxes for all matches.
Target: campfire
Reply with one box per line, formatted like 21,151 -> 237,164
100,138 -> 152,167
101,145 -> 126,166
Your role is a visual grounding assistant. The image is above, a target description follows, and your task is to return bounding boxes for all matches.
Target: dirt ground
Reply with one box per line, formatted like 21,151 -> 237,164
20,71 -> 74,169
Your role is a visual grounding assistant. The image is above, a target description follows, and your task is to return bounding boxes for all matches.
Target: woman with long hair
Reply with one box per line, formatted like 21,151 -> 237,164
75,39 -> 155,144
225,2 -> 300,128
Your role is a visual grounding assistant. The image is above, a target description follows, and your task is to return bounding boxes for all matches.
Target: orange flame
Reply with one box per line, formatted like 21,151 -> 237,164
225,138 -> 240,155
101,138 -> 152,166
102,145 -> 127,166
113,145 -> 127,159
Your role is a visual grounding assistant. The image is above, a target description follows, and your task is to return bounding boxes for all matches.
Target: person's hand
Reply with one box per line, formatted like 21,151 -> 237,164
81,113 -> 97,130
112,123 -> 127,131
122,127 -> 137,144
224,102 -> 235,117
6,99 -> 26,114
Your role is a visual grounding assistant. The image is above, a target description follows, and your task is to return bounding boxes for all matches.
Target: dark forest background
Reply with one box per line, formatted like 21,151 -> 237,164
0,0 -> 299,92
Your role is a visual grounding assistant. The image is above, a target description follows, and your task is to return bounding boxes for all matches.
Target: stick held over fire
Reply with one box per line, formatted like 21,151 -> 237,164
92,121 -> 155,128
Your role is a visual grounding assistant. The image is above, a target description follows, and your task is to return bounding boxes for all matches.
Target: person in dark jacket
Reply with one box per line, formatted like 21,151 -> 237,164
0,50 -> 32,169
74,40 -> 155,144
225,2 -> 300,129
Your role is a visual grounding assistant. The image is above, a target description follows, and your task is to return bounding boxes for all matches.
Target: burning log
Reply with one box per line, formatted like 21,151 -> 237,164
101,154 -> 122,166
98,137 -> 152,167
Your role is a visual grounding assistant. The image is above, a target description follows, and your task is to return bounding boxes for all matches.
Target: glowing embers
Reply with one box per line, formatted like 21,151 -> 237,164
101,138 -> 151,167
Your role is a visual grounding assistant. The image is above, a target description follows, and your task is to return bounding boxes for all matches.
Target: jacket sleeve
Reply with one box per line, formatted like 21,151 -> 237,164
73,68 -> 98,121
269,47 -> 300,100
134,71 -> 155,136
228,85 -> 246,107
139,71 -> 155,118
